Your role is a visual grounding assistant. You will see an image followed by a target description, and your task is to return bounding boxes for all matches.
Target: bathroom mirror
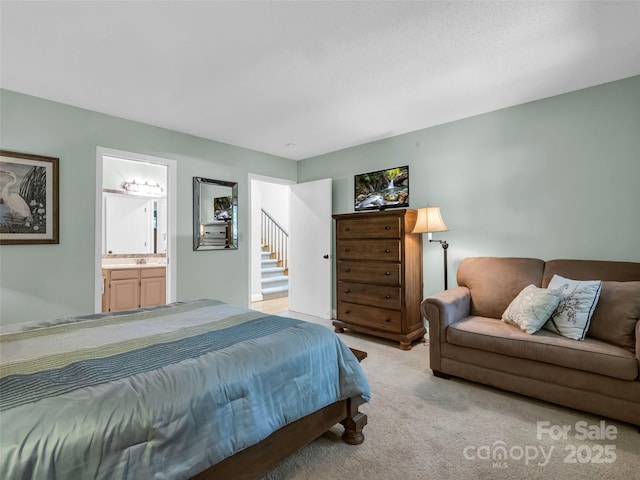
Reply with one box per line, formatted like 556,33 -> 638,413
103,191 -> 168,255
193,176 -> 238,250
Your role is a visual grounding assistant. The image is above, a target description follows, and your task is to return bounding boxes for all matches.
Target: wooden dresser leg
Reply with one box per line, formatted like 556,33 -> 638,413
399,341 -> 412,351
340,399 -> 367,445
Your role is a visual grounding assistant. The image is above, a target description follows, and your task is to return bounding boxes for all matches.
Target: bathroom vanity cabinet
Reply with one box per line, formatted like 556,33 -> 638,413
102,266 -> 166,312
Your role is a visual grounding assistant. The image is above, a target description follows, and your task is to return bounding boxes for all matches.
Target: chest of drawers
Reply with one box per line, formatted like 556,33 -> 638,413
332,209 -> 425,350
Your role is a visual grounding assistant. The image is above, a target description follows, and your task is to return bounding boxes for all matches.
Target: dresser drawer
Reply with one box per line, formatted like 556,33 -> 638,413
337,261 -> 401,285
336,239 -> 400,261
338,281 -> 401,309
336,216 -> 401,239
337,302 -> 401,333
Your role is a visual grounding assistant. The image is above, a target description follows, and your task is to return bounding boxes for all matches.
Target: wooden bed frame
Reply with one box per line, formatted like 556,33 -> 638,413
191,396 -> 367,480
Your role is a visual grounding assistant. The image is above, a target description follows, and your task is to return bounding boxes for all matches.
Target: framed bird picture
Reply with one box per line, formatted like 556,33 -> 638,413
0,150 -> 59,245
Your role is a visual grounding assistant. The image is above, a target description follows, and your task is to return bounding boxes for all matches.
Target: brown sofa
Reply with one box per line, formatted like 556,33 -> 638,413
421,257 -> 640,426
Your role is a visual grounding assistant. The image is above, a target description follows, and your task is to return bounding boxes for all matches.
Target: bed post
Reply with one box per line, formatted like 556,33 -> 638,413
340,397 -> 367,445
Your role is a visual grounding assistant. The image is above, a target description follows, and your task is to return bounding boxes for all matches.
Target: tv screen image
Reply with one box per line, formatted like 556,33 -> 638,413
354,165 -> 409,211
213,196 -> 233,221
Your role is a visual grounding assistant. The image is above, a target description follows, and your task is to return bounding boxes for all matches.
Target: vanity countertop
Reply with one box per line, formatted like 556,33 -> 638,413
102,263 -> 166,270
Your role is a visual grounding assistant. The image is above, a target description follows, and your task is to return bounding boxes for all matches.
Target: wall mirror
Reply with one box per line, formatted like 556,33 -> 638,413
102,155 -> 168,255
103,192 -> 167,255
193,176 -> 238,250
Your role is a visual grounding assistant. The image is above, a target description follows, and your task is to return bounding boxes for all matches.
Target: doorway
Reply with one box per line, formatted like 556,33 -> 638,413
249,175 -> 293,314
94,147 -> 177,313
249,175 -> 333,319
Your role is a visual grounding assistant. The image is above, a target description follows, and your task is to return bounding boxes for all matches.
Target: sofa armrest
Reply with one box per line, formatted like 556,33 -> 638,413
421,286 -> 471,372
636,321 -> 640,367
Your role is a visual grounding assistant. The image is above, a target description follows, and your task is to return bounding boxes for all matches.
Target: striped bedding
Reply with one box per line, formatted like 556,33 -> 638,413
0,299 -> 370,480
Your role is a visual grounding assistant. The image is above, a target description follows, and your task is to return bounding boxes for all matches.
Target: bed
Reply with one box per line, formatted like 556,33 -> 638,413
0,299 -> 370,479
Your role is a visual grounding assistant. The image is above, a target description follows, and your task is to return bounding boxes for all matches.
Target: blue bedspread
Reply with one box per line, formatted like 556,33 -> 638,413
0,300 -> 370,479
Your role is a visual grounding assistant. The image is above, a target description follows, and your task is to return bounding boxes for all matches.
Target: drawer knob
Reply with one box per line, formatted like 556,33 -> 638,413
345,227 -> 350,232
345,309 -> 350,314
385,295 -> 391,299
385,226 -> 390,230
385,271 -> 390,275
345,268 -> 351,272
345,289 -> 351,294
384,249 -> 390,253
385,317 -> 391,322
344,248 -> 350,252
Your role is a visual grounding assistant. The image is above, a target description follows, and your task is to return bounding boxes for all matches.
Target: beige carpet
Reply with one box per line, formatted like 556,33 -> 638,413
259,311 -> 639,480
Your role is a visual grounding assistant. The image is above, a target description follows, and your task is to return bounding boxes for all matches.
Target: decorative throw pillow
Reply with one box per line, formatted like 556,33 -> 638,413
502,284 -> 562,334
587,281 -> 640,353
543,274 -> 602,340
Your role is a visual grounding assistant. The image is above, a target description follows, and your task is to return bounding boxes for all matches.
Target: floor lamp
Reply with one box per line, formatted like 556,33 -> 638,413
412,206 -> 449,290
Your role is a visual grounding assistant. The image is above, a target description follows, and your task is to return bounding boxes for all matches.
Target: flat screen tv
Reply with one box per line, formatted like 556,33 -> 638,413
354,165 -> 409,211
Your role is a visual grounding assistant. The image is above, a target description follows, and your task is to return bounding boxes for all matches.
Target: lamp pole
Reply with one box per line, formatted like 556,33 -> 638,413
430,239 -> 448,290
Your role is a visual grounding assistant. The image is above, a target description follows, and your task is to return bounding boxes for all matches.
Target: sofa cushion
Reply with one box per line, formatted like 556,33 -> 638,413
542,259 -> 640,287
440,343 -> 640,404
543,274 -> 602,340
501,284 -> 561,334
457,257 -> 545,319
587,281 -> 640,353
447,316 -> 638,381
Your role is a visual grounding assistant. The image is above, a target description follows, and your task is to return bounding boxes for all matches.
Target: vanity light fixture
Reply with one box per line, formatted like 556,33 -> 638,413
122,180 -> 164,196
412,206 -> 449,290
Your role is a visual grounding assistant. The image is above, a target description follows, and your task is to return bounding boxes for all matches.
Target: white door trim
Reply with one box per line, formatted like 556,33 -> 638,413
94,147 -> 177,313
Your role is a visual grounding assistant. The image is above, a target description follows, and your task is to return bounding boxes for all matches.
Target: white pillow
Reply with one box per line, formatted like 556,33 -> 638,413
543,274 -> 602,340
502,284 -> 562,334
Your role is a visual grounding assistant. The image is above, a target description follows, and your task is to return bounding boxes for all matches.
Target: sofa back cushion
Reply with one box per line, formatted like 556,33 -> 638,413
542,259 -> 640,287
457,257 -> 545,319
587,281 -> 640,353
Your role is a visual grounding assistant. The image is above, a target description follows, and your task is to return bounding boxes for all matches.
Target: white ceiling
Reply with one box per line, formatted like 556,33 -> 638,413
1,1 -> 639,161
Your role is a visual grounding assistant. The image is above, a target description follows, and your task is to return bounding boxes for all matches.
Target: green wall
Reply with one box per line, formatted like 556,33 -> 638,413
2,76 -> 639,324
298,76 -> 640,298
0,90 -> 297,324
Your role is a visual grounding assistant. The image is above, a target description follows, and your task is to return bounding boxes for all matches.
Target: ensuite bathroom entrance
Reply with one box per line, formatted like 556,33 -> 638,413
94,148 -> 177,313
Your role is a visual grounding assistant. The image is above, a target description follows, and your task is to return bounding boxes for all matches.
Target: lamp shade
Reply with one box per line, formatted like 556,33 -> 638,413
412,206 -> 448,234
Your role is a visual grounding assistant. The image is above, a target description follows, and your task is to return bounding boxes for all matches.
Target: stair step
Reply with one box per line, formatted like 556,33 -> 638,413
261,284 -> 289,300
262,284 -> 289,294
262,267 -> 286,278
261,275 -> 289,288
260,244 -> 287,299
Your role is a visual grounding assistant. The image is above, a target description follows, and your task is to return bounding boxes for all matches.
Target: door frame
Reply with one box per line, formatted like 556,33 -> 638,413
94,147 -> 177,313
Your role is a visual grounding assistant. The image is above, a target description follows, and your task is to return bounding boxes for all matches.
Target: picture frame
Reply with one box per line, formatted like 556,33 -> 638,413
0,150 -> 59,245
